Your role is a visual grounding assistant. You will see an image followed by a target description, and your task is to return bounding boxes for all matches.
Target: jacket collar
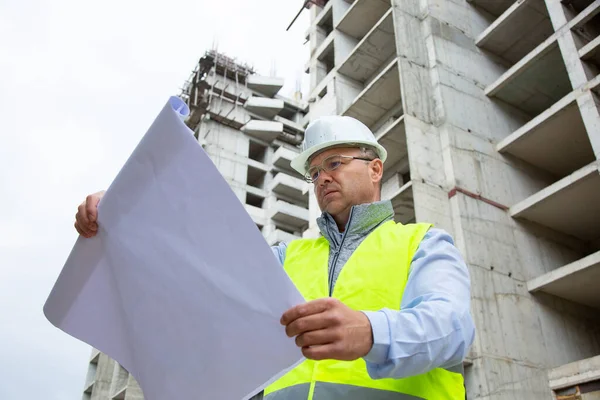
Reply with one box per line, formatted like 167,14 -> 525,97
317,200 -> 394,244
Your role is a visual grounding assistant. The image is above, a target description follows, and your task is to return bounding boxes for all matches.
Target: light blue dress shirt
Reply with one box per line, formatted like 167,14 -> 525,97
271,228 -> 475,379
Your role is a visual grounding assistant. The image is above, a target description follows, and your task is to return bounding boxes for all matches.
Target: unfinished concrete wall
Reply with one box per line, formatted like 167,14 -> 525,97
305,0 -> 600,398
393,0 -> 600,398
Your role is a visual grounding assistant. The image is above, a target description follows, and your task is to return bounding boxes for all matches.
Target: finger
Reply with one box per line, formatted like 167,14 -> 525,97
281,298 -> 337,326
74,221 -> 86,237
295,329 -> 337,348
301,343 -> 339,361
86,195 -> 100,223
77,203 -> 90,226
286,313 -> 331,337
75,207 -> 92,237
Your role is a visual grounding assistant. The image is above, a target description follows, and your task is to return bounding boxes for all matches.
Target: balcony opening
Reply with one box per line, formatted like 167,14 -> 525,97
279,105 -> 297,120
317,7 -> 334,38
476,0 -> 554,67
318,85 -> 328,99
246,192 -> 264,208
248,140 -> 267,164
247,165 -> 266,189
573,12 -> 600,76
467,0 -> 515,19
318,40 -> 335,77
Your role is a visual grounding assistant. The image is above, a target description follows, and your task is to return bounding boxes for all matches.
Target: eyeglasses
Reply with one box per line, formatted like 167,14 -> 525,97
304,154 -> 375,183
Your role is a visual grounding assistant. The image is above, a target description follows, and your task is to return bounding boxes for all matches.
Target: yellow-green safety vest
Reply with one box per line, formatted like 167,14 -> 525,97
264,220 -> 465,400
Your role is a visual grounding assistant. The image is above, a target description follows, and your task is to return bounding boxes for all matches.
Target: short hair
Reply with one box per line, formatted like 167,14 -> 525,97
359,147 -> 379,160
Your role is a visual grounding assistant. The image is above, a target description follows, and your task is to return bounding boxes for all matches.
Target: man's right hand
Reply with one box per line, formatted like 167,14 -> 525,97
74,190 -> 105,238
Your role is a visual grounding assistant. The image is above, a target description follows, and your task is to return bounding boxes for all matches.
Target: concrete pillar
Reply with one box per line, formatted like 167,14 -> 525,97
90,354 -> 116,400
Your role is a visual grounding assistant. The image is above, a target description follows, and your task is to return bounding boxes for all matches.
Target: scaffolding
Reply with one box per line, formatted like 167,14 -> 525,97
180,50 -> 255,133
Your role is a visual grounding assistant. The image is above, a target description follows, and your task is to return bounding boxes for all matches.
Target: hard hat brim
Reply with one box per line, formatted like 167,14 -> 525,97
290,139 -> 388,176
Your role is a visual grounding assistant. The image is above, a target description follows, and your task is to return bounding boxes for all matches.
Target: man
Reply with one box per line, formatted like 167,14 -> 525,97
75,116 -> 474,399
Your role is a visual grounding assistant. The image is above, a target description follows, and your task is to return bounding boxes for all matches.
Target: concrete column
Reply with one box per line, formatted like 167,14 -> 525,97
90,354 -> 116,400
545,0 -> 600,159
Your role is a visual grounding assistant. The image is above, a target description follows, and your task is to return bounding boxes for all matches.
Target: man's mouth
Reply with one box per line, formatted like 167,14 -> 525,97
322,189 -> 337,199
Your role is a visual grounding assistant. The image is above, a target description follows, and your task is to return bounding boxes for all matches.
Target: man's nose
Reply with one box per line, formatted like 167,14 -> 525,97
317,169 -> 333,186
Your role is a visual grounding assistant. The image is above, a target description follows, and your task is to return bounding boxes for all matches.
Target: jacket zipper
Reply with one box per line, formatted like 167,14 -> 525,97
328,208 -> 354,296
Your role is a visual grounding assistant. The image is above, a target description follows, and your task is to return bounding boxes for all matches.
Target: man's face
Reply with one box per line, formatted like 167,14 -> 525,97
309,146 -> 382,216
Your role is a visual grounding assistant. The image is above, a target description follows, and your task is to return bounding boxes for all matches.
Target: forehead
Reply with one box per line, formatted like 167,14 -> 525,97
308,146 -> 361,167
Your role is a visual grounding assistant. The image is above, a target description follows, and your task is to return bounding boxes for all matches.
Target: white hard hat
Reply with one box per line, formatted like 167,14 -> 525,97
290,116 -> 387,175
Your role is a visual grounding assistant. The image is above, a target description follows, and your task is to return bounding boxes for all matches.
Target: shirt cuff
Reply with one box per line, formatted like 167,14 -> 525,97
361,310 -> 390,365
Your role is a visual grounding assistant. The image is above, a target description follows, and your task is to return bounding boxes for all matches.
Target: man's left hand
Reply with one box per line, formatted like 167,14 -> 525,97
281,298 -> 373,361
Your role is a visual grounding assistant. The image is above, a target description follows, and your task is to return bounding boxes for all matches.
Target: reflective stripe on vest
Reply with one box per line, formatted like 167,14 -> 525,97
264,221 -> 465,400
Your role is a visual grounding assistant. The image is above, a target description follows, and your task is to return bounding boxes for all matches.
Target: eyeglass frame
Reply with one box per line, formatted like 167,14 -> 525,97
304,154 -> 377,183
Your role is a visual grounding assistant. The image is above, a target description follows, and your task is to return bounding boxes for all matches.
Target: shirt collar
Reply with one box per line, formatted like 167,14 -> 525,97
316,200 -> 395,243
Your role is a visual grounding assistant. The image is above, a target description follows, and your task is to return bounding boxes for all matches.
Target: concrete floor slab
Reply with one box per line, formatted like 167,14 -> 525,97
241,120 -> 283,143
466,0 -> 516,18
476,0 -> 554,65
273,115 -> 304,134
486,41 -> 572,117
247,75 -> 285,97
272,146 -> 300,175
549,355 -> 600,390
528,250 -> 600,309
336,0 -> 390,40
511,161 -> 600,240
342,59 -> 401,128
497,98 -> 596,177
268,173 -> 308,205
243,97 -> 284,119
382,181 -> 414,224
269,200 -> 309,229
376,116 -> 409,170
338,9 -> 395,83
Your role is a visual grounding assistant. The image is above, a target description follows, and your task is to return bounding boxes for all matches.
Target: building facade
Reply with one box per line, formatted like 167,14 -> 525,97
301,0 -> 600,398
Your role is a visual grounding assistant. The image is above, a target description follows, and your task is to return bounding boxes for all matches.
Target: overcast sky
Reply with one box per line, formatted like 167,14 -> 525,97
0,1 -> 308,398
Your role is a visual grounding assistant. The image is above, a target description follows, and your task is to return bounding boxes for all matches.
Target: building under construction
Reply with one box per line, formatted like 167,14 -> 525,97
81,0 -> 600,398
299,0 -> 600,398
81,50 -> 310,400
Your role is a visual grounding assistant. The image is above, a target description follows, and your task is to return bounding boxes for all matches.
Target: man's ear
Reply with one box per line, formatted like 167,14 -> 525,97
370,159 -> 384,184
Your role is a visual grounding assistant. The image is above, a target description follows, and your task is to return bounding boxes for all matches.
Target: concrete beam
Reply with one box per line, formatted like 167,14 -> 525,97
476,0 -> 554,65
247,75 -> 285,98
528,250 -> 600,309
375,116 -> 409,171
336,0 -> 390,40
342,58 -> 401,128
497,95 -> 596,177
241,120 -> 283,143
337,9 -> 395,83
485,40 -> 572,116
243,97 -> 284,119
510,161 -> 600,240
549,355 -> 600,390
466,0 -> 515,18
